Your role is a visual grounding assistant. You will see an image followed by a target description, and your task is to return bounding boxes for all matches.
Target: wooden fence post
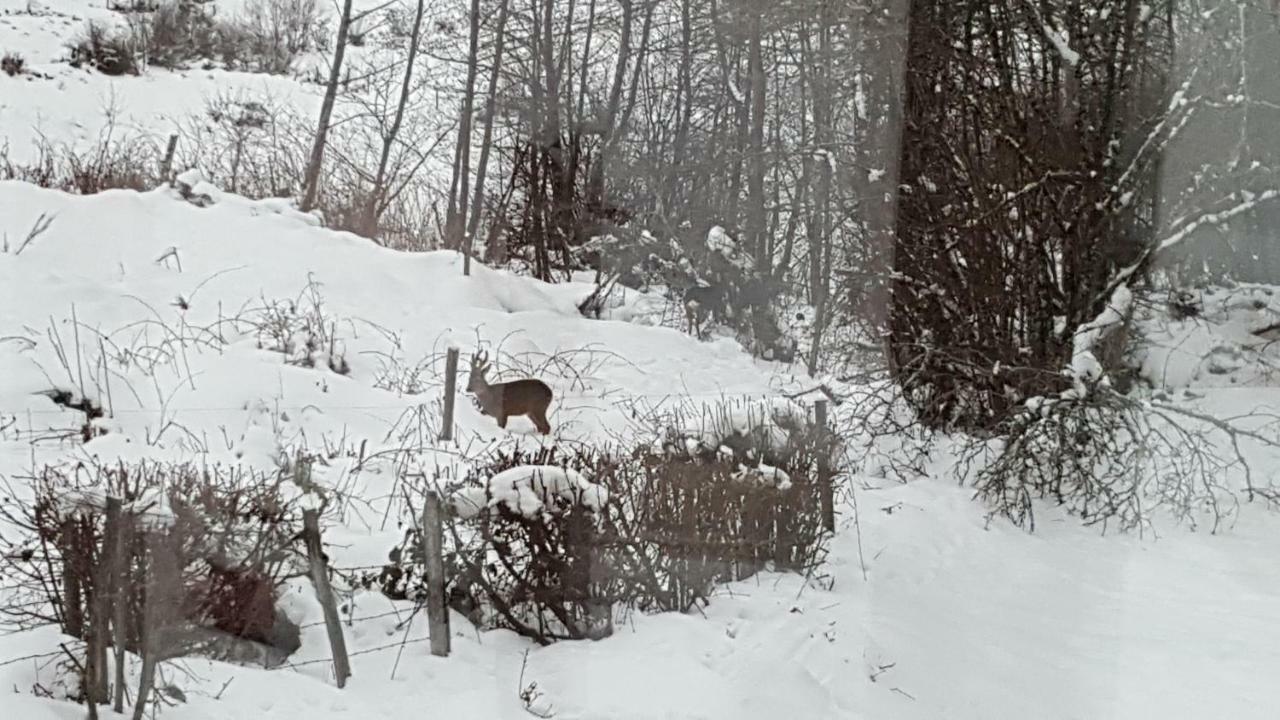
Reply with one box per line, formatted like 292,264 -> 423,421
60,517 -> 83,639
568,510 -> 611,640
160,134 -> 178,181
105,497 -> 130,714
303,509 -> 352,687
439,348 -> 459,442
88,504 -> 118,708
420,491 -> 450,656
816,399 -> 835,532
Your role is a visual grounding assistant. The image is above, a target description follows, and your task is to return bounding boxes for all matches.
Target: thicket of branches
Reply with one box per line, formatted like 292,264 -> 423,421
0,460 -> 308,713
882,0 -> 1280,432
363,405 -> 834,645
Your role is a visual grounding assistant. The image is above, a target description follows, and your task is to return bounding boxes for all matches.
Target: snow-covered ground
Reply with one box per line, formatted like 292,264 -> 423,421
2,3 -> 1280,719
0,177 -> 1278,720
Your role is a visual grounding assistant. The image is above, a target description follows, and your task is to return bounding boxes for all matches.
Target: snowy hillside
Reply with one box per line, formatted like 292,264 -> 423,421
0,177 -> 1278,720
2,1 -> 1280,719
1,0 -> 313,162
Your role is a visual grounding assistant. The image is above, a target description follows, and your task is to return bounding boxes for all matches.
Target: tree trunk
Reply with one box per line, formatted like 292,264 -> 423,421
300,0 -> 355,213
472,0 -> 511,259
367,0 -> 426,237
746,6 -> 768,273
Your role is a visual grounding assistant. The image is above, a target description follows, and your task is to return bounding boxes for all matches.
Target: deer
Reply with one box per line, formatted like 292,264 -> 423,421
465,351 -> 554,434
683,283 -> 724,340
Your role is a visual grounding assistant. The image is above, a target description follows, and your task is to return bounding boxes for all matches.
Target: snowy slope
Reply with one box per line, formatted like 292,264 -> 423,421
3,9 -> 1280,713
0,178 -> 1279,720
0,0 -> 462,183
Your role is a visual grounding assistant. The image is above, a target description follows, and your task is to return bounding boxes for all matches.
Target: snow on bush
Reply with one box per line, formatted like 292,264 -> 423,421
451,465 -> 608,520
646,396 -> 812,467
424,442 -> 832,644
1062,285 -> 1133,400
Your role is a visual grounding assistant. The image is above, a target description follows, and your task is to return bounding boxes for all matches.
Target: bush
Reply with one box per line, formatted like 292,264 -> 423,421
102,0 -> 322,75
239,276 -> 351,375
1,135 -> 164,195
227,0 -> 325,74
966,388 -> 1280,533
581,224 -> 797,362
364,409 -> 834,645
2,51 -> 25,76
0,460 -> 307,669
142,0 -> 219,68
68,22 -> 140,76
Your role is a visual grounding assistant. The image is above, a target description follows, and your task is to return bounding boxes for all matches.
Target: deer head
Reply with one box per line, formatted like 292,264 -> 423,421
466,351 -> 491,394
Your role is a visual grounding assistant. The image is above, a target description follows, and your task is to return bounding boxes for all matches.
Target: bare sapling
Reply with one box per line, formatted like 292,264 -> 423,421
466,351 -> 553,434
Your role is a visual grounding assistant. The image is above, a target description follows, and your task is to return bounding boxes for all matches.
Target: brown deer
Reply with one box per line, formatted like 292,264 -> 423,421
466,351 -> 554,434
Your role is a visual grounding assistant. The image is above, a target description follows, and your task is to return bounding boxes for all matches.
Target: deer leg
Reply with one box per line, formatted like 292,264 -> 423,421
497,413 -> 508,429
532,409 -> 551,435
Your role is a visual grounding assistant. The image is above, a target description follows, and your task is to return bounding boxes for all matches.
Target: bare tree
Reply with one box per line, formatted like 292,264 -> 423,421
364,0 -> 428,236
300,0 -> 356,212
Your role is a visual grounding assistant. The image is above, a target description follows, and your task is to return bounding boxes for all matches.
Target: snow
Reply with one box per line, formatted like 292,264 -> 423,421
1138,284 -> 1280,389
1063,284 -> 1133,399
475,464 -> 608,518
0,178 -> 1276,719
1042,23 -> 1080,67
2,7 -> 1280,720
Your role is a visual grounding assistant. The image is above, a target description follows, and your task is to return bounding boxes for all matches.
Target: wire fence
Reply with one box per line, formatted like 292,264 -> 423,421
3,390 -> 823,417
0,599 -> 427,674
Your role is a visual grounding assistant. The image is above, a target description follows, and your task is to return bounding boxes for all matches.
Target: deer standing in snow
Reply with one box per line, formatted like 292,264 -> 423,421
683,283 -> 724,339
466,351 -> 553,434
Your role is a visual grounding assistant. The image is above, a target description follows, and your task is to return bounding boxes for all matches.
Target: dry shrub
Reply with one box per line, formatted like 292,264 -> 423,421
2,51 -> 25,76
68,22 -> 140,76
222,0 -> 326,74
177,92 -> 308,198
237,276 -> 351,375
1,136 -> 163,195
0,460 -> 306,665
140,0 -> 219,68
367,429 -> 832,645
965,388 -> 1280,534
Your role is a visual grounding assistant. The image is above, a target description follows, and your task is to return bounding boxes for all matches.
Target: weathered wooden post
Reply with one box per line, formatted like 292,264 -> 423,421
88,503 -> 117,708
106,497 -> 131,714
60,517 -> 84,639
816,399 -> 835,532
160,134 -> 178,181
440,348 -> 459,442
567,507 -> 611,640
132,528 -> 181,720
303,509 -> 352,687
420,491 -> 450,656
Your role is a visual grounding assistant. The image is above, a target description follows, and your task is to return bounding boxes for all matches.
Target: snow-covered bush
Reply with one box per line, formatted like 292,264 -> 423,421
581,225 -> 797,361
632,395 -> 817,471
364,437 -> 833,644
